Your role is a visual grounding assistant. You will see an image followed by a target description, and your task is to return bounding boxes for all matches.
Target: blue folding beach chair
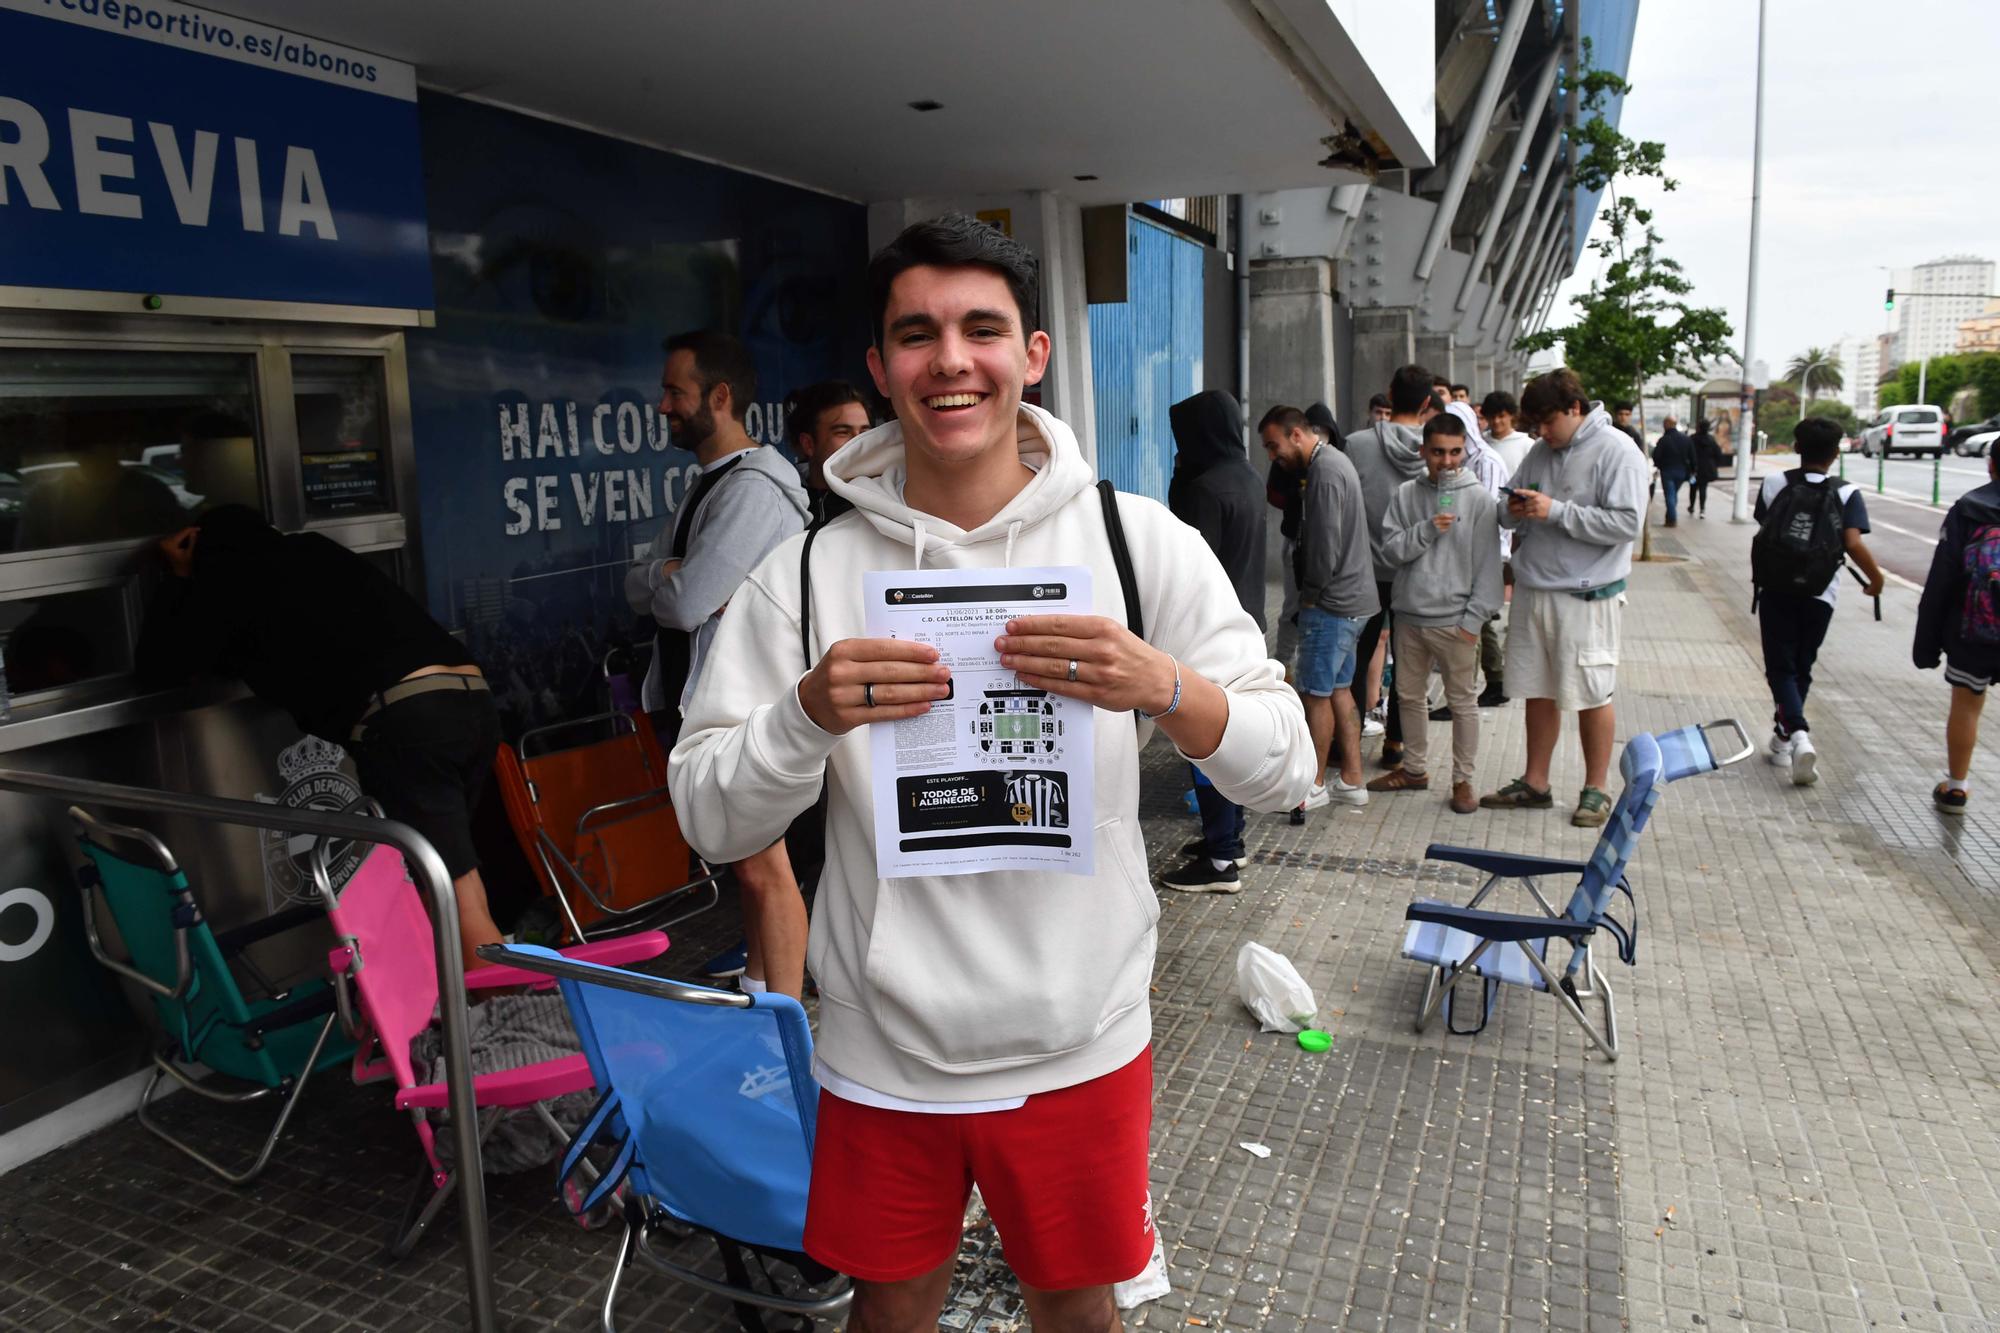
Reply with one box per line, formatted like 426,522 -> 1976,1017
480,944 -> 851,1332
1401,720 -> 1752,1060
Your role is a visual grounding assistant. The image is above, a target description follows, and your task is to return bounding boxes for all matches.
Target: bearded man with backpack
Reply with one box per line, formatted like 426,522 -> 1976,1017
1914,441 -> 2000,813
1753,417 -> 1883,784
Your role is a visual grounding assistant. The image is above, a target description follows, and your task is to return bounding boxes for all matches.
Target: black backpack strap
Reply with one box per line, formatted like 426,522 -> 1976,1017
799,516 -> 828,667
1098,479 -> 1143,639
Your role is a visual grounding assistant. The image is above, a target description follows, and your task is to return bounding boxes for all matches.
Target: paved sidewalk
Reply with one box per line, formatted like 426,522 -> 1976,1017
4,492 -> 1998,1332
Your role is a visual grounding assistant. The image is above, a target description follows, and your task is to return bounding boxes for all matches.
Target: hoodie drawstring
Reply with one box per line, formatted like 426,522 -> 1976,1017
1002,520 -> 1022,568
911,519 -> 926,570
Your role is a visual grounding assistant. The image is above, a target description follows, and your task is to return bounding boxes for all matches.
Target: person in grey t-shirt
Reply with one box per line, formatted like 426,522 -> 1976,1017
1260,406 -> 1378,811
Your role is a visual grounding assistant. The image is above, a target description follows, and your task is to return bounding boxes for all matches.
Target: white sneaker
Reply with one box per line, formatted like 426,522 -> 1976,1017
1790,731 -> 1818,785
1361,717 -> 1385,738
1301,783 -> 1330,811
1329,776 -> 1370,807
1766,732 -> 1793,766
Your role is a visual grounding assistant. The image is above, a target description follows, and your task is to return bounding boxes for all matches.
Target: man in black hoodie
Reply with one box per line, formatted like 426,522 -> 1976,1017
1915,447 -> 2000,813
1652,416 -> 1694,526
1162,389 -> 1267,892
137,506 -> 506,968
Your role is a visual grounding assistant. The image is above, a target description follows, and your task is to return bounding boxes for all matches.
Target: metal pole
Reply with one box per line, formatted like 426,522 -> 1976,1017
1480,124 -> 1566,329
1918,351 -> 1929,406
1232,194 -> 1250,446
1731,0 -> 1768,524
1877,449 -> 1885,495
1934,451 -> 1942,506
1414,0 -> 1535,283
0,769 -> 499,1333
1456,51 -> 1564,314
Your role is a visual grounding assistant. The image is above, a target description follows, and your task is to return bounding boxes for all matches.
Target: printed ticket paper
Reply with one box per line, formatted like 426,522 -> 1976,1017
864,567 -> 1095,879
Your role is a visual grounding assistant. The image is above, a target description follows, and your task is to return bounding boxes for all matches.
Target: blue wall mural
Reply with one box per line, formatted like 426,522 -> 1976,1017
405,94 -> 870,735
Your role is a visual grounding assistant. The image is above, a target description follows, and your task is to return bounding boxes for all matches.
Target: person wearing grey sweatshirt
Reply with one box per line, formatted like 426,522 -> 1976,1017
1369,414 -> 1502,814
1343,365 -> 1434,768
1482,368 -> 1649,829
623,329 -> 810,999
1260,405 -> 1377,809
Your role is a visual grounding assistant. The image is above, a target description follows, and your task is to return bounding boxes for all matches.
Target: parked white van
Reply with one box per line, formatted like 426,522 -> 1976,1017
1858,405 -> 1946,459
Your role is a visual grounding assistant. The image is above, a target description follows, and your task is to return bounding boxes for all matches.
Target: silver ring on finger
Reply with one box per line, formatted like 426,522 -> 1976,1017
864,682 -> 876,708
1066,658 -> 1079,683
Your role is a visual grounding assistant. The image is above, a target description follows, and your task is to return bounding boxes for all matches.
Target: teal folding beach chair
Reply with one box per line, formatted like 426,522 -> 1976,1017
1401,721 -> 1752,1060
72,807 -> 353,1184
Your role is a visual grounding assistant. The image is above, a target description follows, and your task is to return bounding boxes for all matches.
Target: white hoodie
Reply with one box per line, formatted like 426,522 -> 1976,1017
668,405 -> 1313,1103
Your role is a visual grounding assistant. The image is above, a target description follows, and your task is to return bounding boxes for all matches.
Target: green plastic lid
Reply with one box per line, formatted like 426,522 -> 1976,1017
1297,1029 -> 1332,1053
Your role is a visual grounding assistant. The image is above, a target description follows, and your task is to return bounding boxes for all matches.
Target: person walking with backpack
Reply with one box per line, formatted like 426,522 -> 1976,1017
1651,416 -> 1694,527
1914,443 -> 2000,813
1753,418 -> 1883,784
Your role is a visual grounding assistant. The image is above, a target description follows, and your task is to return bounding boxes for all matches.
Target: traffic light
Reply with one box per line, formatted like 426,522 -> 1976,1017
1885,288 -> 1895,311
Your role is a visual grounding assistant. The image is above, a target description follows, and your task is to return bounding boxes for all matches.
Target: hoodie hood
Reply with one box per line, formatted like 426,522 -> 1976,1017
822,403 -> 1095,567
194,502 -> 282,572
727,444 -> 814,520
1419,464 -> 1486,495
1169,389 -> 1247,473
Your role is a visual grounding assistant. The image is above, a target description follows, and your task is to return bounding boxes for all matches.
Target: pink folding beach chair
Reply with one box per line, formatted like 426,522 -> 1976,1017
313,835 -> 668,1257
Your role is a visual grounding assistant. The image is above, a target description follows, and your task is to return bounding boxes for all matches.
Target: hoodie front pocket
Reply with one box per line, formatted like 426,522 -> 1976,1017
860,818 -> 1158,1072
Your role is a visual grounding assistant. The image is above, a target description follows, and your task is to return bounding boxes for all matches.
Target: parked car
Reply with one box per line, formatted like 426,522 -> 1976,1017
1858,405 -> 1947,459
1949,414 -> 2000,456
1958,429 -> 2000,459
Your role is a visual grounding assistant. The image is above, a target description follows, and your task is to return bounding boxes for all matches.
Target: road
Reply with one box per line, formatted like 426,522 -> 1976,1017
1723,450 -> 1992,589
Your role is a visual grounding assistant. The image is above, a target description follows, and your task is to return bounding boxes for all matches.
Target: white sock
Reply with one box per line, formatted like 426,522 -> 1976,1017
739,974 -> 768,995
1943,773 -> 1971,795
1209,857 -> 1234,872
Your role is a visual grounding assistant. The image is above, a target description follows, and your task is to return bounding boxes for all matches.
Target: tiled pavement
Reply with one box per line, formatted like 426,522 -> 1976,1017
5,482 -> 1999,1332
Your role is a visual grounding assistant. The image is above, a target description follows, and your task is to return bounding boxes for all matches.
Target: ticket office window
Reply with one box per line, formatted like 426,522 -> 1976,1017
0,348 -> 264,554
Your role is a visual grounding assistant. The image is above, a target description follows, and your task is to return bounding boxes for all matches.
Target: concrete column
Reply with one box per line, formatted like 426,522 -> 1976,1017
1247,258 -> 1337,418
1348,305 -> 1416,423
1472,356 -> 1497,394
1414,333 -> 1455,383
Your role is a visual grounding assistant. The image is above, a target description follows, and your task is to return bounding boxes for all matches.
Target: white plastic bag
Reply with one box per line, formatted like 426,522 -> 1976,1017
1236,942 -> 1317,1033
1114,1230 -> 1171,1309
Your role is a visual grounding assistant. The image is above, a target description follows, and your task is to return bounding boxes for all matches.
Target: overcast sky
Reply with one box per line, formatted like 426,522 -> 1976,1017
1547,0 -> 2000,378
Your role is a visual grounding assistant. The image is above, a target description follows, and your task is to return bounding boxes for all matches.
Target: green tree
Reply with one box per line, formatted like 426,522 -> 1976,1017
1972,353 -> 2000,419
1516,45 -> 1735,409
1759,395 -> 1857,445
1783,348 -> 1844,400
1890,355 -> 1968,408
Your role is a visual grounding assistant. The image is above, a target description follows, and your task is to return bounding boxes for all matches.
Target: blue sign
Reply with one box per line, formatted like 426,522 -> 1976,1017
0,0 -> 432,310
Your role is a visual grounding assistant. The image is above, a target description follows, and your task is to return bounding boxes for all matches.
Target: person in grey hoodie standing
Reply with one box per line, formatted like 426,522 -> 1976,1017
1162,389 -> 1268,891
1261,405 -> 1378,811
1368,413 -> 1502,814
625,328 -> 811,996
1481,367 -> 1649,828
1343,365 -> 1434,770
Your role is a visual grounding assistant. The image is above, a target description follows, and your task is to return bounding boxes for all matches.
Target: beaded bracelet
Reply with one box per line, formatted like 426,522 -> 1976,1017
1137,657 -> 1183,720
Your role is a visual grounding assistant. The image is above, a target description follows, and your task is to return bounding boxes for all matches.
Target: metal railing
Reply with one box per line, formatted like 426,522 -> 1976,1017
0,767 -> 498,1333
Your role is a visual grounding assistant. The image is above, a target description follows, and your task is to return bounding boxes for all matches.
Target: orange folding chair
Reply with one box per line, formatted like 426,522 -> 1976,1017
494,710 -> 719,942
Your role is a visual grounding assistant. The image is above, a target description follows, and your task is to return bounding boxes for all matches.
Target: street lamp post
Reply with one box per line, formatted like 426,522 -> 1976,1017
1731,0 -> 1768,524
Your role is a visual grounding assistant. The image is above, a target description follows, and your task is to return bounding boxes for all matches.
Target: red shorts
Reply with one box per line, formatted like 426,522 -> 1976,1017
803,1048 -> 1155,1290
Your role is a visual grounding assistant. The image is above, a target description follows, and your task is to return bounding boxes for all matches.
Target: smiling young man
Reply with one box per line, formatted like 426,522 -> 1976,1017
667,215 -> 1313,1333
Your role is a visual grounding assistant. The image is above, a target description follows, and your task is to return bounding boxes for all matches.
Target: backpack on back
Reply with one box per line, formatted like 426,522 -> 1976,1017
1751,470 -> 1847,599
1960,524 -> 2000,646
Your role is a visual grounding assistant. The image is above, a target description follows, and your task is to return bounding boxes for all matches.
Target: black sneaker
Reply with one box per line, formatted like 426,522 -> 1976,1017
1427,704 -> 1453,721
1935,783 -> 1969,816
1477,683 -> 1509,708
1178,840 -> 1245,870
1158,856 -> 1242,894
